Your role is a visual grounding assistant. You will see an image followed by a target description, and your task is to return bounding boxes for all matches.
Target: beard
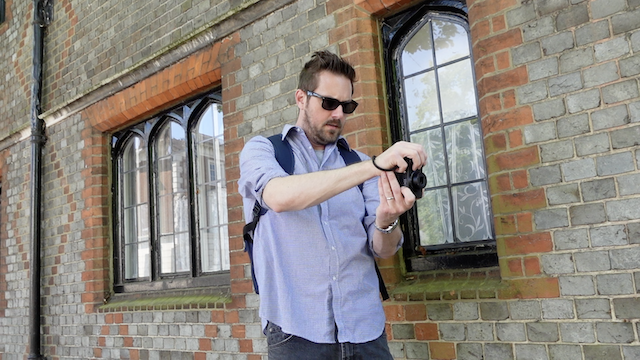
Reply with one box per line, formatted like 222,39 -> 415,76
301,108 -> 343,147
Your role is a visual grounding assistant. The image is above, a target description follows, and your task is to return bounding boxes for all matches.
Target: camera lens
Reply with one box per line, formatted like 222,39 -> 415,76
411,171 -> 427,189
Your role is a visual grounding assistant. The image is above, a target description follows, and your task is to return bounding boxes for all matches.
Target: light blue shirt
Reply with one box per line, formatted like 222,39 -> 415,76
238,125 -> 401,344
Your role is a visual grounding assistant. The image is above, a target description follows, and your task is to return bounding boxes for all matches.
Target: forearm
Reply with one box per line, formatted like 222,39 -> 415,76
372,226 -> 403,259
263,159 -> 378,212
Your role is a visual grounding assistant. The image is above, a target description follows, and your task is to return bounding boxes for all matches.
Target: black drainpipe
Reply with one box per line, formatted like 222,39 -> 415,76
28,0 -> 51,359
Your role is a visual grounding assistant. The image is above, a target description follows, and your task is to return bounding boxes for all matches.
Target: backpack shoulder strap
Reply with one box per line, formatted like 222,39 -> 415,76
268,134 -> 294,174
337,140 -> 364,192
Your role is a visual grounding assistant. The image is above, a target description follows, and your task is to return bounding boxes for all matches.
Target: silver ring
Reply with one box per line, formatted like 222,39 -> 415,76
386,197 -> 395,200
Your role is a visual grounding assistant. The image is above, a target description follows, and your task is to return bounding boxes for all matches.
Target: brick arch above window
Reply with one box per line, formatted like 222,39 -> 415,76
83,33 -> 240,133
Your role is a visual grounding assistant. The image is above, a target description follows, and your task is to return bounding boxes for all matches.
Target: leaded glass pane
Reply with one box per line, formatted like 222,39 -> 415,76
194,103 -> 230,272
452,182 -> 492,242
121,136 -> 150,280
433,19 -> 469,64
438,59 -> 477,123
155,121 -> 190,275
445,119 -> 485,183
402,22 -> 434,75
411,129 -> 446,188
417,188 -> 452,246
404,71 -> 439,131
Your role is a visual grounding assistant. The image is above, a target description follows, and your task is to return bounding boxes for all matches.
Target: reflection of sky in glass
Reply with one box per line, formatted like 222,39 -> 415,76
198,104 -> 225,140
438,59 -> 477,123
402,23 -> 434,76
433,20 -> 469,64
405,72 -> 439,131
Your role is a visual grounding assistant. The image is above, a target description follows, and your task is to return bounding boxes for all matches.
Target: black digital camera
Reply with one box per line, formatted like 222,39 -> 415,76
395,157 -> 427,199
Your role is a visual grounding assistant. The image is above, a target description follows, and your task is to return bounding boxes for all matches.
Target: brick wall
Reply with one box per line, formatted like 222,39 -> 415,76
0,0 -> 30,141
0,0 -> 639,359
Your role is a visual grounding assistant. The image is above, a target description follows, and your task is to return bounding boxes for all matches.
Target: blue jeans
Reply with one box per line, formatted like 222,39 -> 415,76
265,322 -> 394,360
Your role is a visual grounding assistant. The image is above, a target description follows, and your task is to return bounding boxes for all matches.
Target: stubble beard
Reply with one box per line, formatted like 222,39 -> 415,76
302,108 -> 342,147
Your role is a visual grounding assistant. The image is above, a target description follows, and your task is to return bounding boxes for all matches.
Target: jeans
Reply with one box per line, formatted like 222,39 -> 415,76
265,322 -> 394,360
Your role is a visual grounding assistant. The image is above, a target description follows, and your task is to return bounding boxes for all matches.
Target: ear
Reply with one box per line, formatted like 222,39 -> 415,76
295,89 -> 307,110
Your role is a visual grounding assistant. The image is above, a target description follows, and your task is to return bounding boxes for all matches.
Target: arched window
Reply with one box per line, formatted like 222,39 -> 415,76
383,2 -> 497,271
112,91 -> 229,292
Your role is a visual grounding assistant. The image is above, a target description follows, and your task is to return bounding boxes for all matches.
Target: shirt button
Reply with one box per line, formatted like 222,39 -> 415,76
331,246 -> 336,250
333,276 -> 337,280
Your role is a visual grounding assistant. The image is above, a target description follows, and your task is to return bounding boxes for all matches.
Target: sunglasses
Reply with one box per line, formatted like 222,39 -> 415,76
306,91 -> 359,114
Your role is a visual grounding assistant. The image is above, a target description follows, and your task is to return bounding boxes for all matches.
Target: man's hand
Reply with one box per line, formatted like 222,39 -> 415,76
371,141 -> 427,173
375,171 -> 416,228
371,142 -> 426,258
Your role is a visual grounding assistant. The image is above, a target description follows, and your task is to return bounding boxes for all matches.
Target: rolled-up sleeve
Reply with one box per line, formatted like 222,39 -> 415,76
238,136 -> 289,218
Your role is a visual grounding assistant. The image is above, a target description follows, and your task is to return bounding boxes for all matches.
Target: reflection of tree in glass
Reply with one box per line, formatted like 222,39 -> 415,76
405,73 -> 439,131
439,60 -> 477,123
402,24 -> 433,75
433,20 -> 469,64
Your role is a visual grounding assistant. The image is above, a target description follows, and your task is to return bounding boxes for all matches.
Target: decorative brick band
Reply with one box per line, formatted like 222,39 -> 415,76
84,33 -> 239,133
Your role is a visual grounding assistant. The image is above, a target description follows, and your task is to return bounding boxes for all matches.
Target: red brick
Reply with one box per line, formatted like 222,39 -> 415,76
484,132 -> 507,155
405,304 -> 427,321
239,339 -> 253,353
500,232 -> 553,256
199,338 -> 212,351
512,170 -> 529,189
509,129 -> 524,148
488,146 -> 539,173
501,257 -> 523,277
517,212 -> 533,233
478,66 -> 528,95
482,107 -> 534,133
430,342 -> 456,360
469,0 -> 517,23
492,14 -> 507,32
383,304 -> 404,321
205,324 -> 218,337
492,189 -> 546,214
524,256 -> 542,276
494,215 -> 516,235
499,277 -> 560,299
415,323 -> 439,340
225,310 -> 239,324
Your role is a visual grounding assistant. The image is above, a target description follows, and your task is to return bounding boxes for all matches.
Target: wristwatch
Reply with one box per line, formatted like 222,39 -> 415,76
374,219 -> 398,234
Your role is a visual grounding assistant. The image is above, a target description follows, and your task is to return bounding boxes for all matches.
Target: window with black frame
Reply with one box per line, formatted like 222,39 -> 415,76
0,0 -> 5,24
382,2 -> 497,272
112,91 -> 230,292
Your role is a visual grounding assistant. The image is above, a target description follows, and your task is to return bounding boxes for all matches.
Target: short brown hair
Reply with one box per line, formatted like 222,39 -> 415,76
298,51 -> 356,94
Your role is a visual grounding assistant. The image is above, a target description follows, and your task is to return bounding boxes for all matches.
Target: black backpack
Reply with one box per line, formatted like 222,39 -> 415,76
242,134 -> 390,300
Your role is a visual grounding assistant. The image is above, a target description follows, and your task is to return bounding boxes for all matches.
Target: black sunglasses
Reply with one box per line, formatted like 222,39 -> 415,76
306,91 -> 359,114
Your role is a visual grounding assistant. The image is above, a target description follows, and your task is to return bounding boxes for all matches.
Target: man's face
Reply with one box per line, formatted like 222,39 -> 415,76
296,71 -> 353,149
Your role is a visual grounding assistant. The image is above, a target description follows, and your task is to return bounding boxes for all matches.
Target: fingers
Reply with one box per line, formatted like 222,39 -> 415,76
375,141 -> 427,172
378,171 -> 416,213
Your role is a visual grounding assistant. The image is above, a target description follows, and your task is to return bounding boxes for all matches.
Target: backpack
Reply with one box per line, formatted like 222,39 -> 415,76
242,134 -> 390,300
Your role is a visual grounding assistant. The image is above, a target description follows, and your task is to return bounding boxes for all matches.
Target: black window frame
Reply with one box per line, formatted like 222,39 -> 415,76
111,90 -> 230,293
382,1 -> 498,273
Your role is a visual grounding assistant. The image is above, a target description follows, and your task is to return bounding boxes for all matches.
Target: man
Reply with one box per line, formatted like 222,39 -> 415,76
238,51 -> 426,359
